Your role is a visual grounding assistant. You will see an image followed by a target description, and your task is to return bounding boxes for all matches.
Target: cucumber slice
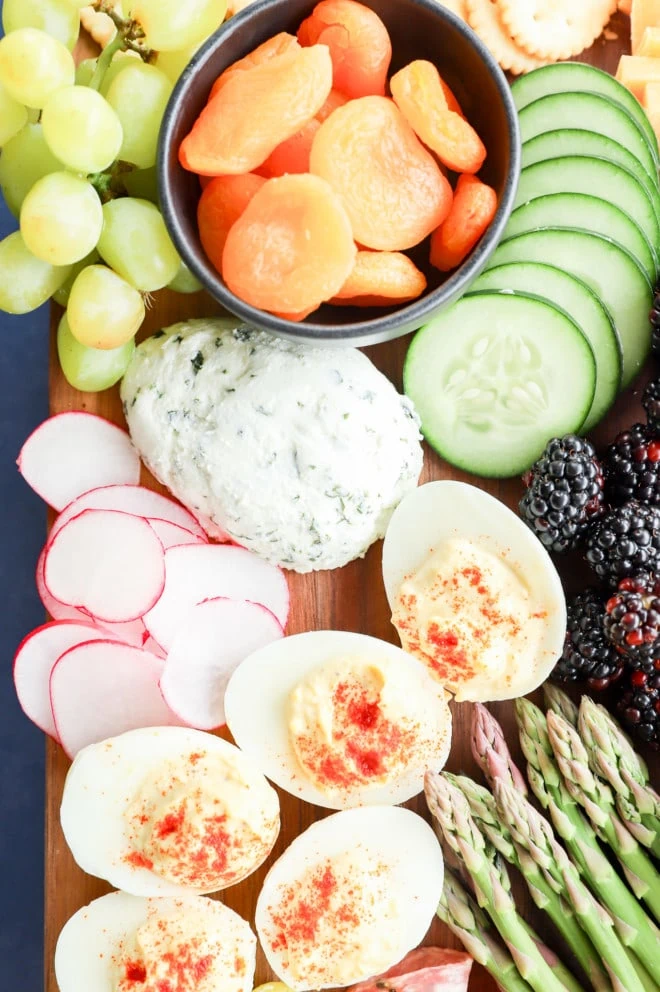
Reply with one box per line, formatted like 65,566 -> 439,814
404,292 -> 596,478
505,192 -> 657,284
514,156 -> 660,260
511,62 -> 659,163
522,129 -> 660,223
518,92 -> 658,186
489,228 -> 652,389
471,261 -> 621,431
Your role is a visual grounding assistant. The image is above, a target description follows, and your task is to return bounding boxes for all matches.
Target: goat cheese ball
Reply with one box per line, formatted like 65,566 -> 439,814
120,319 -> 423,572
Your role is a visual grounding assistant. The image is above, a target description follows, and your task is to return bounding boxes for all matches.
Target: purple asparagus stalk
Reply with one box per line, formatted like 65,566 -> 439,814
471,703 -> 528,795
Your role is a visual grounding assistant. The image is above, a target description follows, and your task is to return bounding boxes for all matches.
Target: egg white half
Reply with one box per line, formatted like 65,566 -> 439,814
55,891 -> 256,992
256,805 -> 444,991
224,630 -> 452,810
381,481 -> 566,701
60,726 -> 279,896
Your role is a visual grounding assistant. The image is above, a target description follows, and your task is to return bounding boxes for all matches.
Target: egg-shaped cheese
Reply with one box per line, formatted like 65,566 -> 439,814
120,320 -> 423,572
60,727 -> 280,896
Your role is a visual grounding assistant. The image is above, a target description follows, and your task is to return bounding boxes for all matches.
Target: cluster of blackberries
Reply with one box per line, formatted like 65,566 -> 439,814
519,378 -> 660,750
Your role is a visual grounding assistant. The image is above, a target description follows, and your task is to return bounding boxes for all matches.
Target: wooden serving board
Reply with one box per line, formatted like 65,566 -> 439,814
43,13 -> 649,992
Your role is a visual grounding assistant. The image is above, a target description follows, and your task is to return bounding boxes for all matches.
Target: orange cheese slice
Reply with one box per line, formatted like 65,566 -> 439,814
631,0 -> 660,53
615,54 -> 660,98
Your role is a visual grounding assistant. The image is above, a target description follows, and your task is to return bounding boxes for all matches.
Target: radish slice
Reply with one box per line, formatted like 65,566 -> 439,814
143,544 -> 289,651
13,620 -> 107,740
142,636 -> 166,659
50,640 -> 183,758
191,509 -> 231,543
148,519 -> 205,550
49,484 -> 207,544
17,413 -> 140,511
36,546 -> 147,647
160,598 -> 283,729
44,509 -> 166,624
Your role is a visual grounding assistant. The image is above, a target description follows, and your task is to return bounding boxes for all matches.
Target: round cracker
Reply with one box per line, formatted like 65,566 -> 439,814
466,0 -> 548,73
497,0 -> 618,60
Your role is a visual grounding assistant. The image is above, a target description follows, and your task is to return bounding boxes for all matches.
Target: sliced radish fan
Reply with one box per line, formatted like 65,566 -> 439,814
160,598 -> 284,730
49,484 -> 207,545
50,640 -> 184,758
144,544 -> 289,651
44,509 -> 166,624
17,413 -> 140,511
13,621 -> 108,740
147,519 -> 206,550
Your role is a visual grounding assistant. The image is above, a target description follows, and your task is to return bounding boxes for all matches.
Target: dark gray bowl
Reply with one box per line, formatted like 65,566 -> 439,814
158,0 -> 520,345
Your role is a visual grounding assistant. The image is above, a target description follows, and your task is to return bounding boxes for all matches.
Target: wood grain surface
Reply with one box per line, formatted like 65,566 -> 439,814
43,12 -> 648,992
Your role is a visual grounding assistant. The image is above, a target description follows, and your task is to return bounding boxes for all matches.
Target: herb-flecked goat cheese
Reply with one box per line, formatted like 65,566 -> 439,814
120,319 -> 423,572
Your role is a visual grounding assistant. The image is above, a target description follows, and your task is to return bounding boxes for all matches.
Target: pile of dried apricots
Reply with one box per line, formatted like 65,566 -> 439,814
179,0 -> 497,320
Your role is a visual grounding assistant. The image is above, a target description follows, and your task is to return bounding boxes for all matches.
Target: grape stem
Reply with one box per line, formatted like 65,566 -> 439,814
88,33 -> 124,91
89,0 -> 153,62
89,161 -> 136,203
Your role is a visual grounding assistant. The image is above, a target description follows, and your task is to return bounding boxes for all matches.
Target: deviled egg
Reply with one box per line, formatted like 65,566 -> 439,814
60,727 -> 280,896
256,805 -> 444,991
382,481 -> 566,701
224,630 -> 452,810
55,891 -> 256,992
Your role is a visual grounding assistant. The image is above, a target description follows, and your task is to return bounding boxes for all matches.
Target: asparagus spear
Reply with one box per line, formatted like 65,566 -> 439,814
546,709 -> 660,922
578,696 -> 660,858
494,779 -> 647,992
471,702 -> 529,794
515,698 -> 660,985
451,773 -> 612,992
437,870 -> 535,992
424,771 -> 583,992
544,684 -> 580,727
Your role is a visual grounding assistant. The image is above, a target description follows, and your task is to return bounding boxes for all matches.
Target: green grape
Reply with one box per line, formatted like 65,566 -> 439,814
121,165 -> 159,204
97,198 -> 180,292
0,231 -> 71,314
0,27 -> 75,109
169,261 -> 202,294
57,311 -> 135,392
75,57 -> 97,86
99,51 -> 141,97
42,84 -> 123,174
2,0 -> 80,52
155,43 -> 200,84
0,82 -> 28,147
0,123 -> 62,217
105,62 -> 172,169
20,172 -> 103,266
126,0 -> 227,51
68,264 -> 145,349
53,249 -> 99,306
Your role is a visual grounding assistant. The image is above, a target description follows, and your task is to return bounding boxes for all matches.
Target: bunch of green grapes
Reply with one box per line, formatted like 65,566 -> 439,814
0,0 -> 228,392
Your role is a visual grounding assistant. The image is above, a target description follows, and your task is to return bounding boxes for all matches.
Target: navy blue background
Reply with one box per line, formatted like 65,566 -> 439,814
1,193 -> 47,987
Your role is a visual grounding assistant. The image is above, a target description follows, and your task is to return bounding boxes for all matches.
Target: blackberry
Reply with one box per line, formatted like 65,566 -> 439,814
585,500 -> 660,588
650,285 -> 660,361
603,423 -> 660,506
519,435 -> 605,553
552,588 -> 623,689
618,669 -> 660,750
642,377 -> 660,434
604,573 -> 660,672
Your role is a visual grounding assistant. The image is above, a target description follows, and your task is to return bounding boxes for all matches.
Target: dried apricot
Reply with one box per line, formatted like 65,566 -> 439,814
390,60 -> 486,173
198,173 -> 266,273
180,45 -> 332,175
208,32 -> 299,101
297,0 -> 392,98
430,173 -> 497,271
260,118 -> 321,178
330,250 -> 427,306
310,95 -> 452,250
222,173 -> 357,313
317,87 -> 349,121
